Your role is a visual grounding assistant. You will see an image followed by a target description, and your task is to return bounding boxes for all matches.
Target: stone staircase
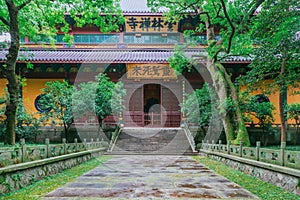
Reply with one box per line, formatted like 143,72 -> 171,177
109,128 -> 194,155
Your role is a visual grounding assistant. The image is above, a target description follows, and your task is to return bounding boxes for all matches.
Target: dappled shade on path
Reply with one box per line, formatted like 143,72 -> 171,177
43,155 -> 258,199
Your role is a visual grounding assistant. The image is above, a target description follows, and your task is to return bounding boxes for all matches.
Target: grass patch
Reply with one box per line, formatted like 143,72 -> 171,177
193,156 -> 300,200
1,155 -> 112,200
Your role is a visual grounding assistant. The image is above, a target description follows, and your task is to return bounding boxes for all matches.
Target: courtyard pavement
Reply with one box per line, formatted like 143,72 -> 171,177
43,155 -> 258,199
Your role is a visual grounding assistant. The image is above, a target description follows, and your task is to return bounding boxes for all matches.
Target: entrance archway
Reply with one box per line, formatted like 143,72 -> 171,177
125,83 -> 181,127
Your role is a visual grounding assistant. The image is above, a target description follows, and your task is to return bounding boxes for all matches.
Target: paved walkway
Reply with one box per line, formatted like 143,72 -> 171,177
43,155 -> 258,199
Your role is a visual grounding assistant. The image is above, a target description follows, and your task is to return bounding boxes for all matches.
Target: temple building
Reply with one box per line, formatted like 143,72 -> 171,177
0,0 -> 299,129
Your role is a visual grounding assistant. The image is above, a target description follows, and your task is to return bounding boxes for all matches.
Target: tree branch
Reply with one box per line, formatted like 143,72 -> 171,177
220,0 -> 235,54
17,0 -> 32,10
0,16 -> 9,26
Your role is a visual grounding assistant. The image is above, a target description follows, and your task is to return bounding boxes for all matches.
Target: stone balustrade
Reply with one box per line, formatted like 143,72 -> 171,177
0,138 -> 108,168
201,140 -> 300,170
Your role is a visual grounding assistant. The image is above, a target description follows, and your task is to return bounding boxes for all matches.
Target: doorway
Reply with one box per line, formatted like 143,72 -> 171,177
144,84 -> 161,126
125,83 -> 181,127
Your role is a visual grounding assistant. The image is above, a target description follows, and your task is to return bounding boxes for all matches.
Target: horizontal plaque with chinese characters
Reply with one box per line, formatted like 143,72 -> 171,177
125,16 -> 178,33
126,64 -> 177,80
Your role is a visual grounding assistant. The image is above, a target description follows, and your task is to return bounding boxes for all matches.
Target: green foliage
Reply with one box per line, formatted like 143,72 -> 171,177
287,103 -> 300,144
39,81 -> 74,137
72,81 -> 98,117
168,45 -> 196,74
71,75 -> 126,127
16,101 -> 41,141
0,0 -> 124,145
242,0 -> 300,90
95,74 -> 126,126
181,83 -> 216,128
0,96 -> 41,141
148,0 -> 257,146
240,93 -> 275,127
287,103 -> 300,125
110,81 -> 126,116
0,0 -> 124,44
240,92 -> 276,146
95,73 -> 115,126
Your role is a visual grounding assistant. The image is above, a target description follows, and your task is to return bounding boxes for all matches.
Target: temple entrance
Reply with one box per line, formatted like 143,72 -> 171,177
144,84 -> 161,126
124,83 -> 181,127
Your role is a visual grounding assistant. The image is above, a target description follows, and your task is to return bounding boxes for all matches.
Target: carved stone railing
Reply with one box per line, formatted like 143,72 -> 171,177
108,124 -> 122,152
201,140 -> 300,170
0,138 -> 108,168
181,122 -> 197,152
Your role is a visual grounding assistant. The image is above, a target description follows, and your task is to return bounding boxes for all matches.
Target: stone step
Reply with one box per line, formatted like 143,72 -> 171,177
111,128 -> 193,154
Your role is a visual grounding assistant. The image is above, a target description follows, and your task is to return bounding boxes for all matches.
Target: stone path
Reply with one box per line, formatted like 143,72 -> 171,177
43,155 -> 258,199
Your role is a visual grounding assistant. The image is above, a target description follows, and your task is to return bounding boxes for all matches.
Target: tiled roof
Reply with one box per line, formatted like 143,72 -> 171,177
120,0 -> 168,14
0,49 -> 252,64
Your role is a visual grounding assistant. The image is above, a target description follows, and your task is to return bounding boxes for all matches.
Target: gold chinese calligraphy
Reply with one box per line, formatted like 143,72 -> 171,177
126,64 -> 177,80
125,16 -> 178,33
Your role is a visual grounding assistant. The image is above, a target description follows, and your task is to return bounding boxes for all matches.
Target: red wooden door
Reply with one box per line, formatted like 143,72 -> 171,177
161,86 -> 181,127
124,86 -> 143,127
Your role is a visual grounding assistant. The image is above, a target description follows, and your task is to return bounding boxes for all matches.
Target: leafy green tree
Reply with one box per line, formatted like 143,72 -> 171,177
73,75 -> 126,128
95,73 -> 115,127
181,83 -> 218,146
1,96 -> 41,142
181,83 -> 215,129
241,0 -> 300,143
110,81 -> 126,117
240,93 -> 275,146
287,103 -> 300,145
16,101 -> 41,142
0,0 -> 123,145
72,81 -> 98,119
40,81 -> 74,142
148,0 -> 265,146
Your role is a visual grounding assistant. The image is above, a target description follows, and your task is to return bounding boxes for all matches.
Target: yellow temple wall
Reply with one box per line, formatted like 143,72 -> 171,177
0,78 -> 63,114
0,79 -> 7,97
22,79 -> 63,114
241,82 -> 300,125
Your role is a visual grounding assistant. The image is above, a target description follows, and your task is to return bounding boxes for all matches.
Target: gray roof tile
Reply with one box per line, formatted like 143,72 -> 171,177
0,49 -> 251,63
120,0 -> 168,14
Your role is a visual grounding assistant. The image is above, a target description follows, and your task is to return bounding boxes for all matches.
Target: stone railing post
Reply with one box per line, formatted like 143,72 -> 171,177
62,138 -> 66,154
227,140 -> 231,154
219,140 -> 222,152
212,140 -> 215,151
97,138 -> 100,148
45,138 -> 50,158
201,140 -> 204,149
255,141 -> 261,161
239,141 -> 243,157
83,138 -> 87,150
280,142 -> 286,166
20,139 -> 26,163
74,138 -> 78,152
91,138 -> 94,149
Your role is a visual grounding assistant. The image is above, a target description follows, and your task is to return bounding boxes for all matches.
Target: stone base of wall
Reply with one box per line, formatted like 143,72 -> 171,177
201,152 -> 300,195
0,149 -> 105,195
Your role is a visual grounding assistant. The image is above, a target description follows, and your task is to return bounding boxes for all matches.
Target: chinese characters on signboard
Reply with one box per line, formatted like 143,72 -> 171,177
125,17 -> 178,33
127,64 -> 177,80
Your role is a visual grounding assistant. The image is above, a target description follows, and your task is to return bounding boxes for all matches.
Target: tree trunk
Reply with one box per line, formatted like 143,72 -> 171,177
63,121 -> 68,142
205,23 -> 249,146
4,2 -> 20,145
205,25 -> 234,142
219,63 -> 250,146
279,87 -> 286,142
279,58 -> 287,143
